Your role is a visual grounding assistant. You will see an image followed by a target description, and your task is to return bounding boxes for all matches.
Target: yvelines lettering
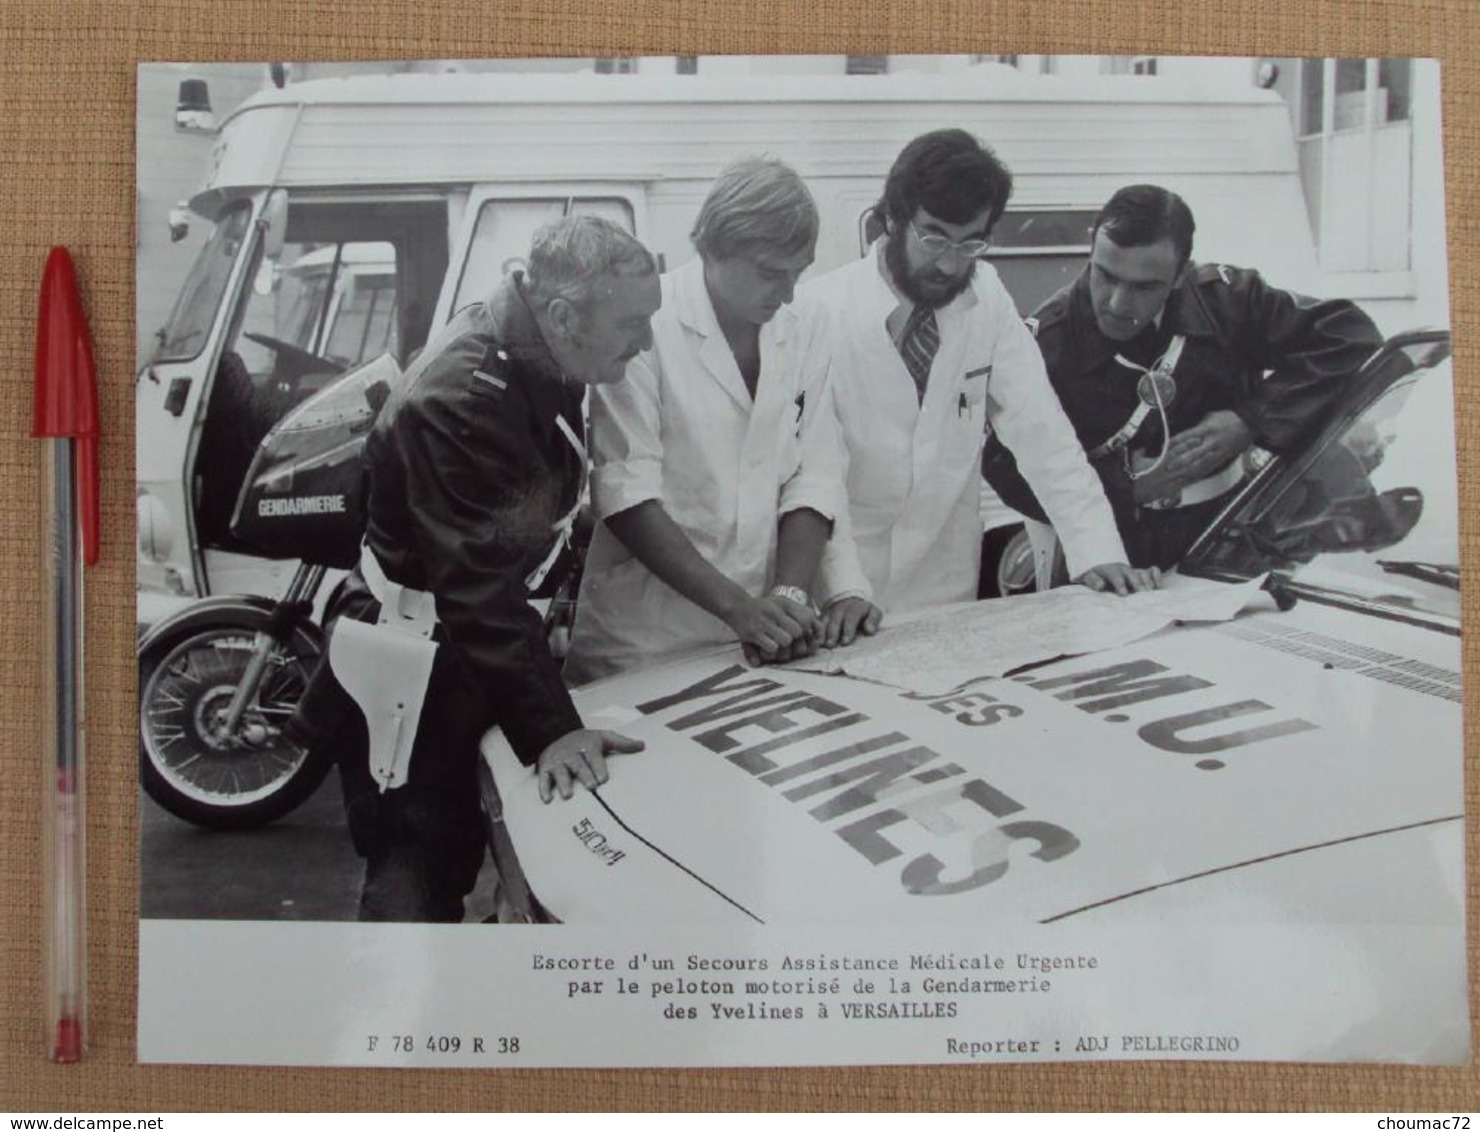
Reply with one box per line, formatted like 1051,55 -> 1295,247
636,665 -> 1080,895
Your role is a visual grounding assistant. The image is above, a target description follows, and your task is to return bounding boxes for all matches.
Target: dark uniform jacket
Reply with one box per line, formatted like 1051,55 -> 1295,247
297,275 -> 586,817
983,262 -> 1383,564
361,280 -> 586,768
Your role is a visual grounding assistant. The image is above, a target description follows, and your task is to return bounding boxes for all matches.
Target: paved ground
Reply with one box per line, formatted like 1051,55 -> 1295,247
139,774 -> 501,922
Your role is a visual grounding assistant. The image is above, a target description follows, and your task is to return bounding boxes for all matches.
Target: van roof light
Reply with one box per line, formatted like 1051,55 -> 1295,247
177,78 -> 211,113
175,79 -> 216,134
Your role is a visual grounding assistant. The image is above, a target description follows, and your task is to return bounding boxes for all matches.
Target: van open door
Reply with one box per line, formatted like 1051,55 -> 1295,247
137,192 -> 271,616
137,190 -> 450,616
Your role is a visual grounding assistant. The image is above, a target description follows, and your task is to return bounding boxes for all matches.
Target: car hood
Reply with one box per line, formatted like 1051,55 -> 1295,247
484,592 -> 1463,928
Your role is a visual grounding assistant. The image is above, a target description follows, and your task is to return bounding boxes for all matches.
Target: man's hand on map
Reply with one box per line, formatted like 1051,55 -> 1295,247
820,596 -> 884,648
1075,562 -> 1162,595
742,634 -> 823,666
537,729 -> 646,803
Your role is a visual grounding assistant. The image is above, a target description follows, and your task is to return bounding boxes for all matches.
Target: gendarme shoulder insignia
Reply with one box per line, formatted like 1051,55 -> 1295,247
469,343 -> 512,399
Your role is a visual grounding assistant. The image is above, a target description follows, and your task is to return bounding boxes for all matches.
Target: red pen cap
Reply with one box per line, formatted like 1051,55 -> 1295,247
33,246 -> 100,566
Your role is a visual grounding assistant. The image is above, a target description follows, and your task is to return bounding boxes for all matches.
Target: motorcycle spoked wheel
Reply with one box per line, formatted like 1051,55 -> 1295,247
979,525 -> 1039,599
139,617 -> 331,830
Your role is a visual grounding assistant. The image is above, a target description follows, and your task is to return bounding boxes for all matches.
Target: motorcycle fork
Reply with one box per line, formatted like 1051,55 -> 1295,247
218,563 -> 326,737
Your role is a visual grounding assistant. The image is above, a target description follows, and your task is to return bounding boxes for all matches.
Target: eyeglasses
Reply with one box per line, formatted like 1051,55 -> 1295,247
909,218 -> 992,259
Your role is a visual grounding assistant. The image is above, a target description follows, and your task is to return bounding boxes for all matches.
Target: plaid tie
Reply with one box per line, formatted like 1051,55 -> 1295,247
898,306 -> 940,403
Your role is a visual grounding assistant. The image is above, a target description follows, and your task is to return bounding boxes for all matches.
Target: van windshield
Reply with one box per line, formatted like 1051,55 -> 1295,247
153,202 -> 254,364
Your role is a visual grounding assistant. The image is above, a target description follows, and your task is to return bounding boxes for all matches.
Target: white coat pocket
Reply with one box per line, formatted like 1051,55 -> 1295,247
955,365 -> 993,429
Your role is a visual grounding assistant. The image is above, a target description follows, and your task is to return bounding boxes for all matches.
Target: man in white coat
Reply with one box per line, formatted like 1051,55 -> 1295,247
808,129 -> 1157,643
566,157 -> 845,683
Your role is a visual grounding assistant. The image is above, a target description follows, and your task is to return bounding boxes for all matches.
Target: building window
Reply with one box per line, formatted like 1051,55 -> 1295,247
1299,57 -> 1412,136
1103,55 -> 1157,76
594,57 -> 637,75
1289,58 -> 1414,273
845,55 -> 888,75
676,55 -> 698,75
1298,57 -> 1325,134
1378,58 -> 1412,122
981,53 -> 1054,74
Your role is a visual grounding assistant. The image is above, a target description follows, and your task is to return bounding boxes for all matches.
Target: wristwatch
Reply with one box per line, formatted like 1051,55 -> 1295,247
768,584 -> 813,610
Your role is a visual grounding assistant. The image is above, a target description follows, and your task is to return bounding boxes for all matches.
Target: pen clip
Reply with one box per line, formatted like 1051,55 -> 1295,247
33,247 -> 100,566
77,433 -> 99,568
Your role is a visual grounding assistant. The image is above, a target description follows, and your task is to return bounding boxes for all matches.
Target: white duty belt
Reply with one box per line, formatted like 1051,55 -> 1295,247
328,545 -> 440,793
524,413 -> 587,591
1134,454 -> 1250,510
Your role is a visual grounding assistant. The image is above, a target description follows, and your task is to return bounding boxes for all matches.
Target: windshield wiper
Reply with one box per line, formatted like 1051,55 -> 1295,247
1223,520 -> 1298,571
1376,560 -> 1461,590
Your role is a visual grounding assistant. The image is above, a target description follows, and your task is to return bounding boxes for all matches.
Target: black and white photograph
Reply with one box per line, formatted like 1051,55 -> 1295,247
133,53 -> 1466,1067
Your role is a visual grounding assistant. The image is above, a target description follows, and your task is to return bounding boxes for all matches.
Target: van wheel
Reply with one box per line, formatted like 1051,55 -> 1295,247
979,525 -> 1037,599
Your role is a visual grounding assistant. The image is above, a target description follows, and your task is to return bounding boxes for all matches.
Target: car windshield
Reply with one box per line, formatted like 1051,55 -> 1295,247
1190,338 -> 1459,625
153,201 -> 254,363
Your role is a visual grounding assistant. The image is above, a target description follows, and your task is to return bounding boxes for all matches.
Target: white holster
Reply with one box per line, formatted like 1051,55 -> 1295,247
329,546 -> 439,793
1023,518 -> 1067,592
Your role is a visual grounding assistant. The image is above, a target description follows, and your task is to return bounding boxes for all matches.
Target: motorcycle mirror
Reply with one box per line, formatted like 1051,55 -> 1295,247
260,189 -> 290,260
252,258 -> 278,297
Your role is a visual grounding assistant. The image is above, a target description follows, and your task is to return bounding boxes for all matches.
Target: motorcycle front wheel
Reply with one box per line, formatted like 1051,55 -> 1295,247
979,525 -> 1038,599
139,614 -> 331,830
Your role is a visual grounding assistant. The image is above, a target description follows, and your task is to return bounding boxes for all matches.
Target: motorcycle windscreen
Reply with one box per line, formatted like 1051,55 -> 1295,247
230,352 -> 402,567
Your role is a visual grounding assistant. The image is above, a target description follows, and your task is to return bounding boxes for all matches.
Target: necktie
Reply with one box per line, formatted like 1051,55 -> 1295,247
898,306 -> 940,404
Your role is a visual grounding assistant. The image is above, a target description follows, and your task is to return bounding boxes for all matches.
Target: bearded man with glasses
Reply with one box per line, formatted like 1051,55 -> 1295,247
805,129 -> 1154,645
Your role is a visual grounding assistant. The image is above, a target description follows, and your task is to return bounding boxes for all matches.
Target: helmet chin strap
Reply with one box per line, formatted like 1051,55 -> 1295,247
1085,333 -> 1187,473
1111,335 -> 1186,480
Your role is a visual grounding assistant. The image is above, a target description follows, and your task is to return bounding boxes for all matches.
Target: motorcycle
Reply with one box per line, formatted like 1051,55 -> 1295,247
138,354 -> 400,830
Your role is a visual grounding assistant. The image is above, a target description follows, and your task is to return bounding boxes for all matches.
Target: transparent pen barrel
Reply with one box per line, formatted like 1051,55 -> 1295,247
40,437 -> 86,1061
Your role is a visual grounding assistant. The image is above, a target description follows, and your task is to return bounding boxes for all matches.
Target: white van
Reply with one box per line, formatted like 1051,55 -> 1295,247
136,70 -> 1327,616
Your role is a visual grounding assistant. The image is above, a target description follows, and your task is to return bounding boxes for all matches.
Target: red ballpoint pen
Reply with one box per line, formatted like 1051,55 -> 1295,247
33,246 -> 99,1063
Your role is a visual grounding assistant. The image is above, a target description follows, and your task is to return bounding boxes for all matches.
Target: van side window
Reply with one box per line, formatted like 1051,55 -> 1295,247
985,209 -> 1097,315
854,205 -> 1096,316
321,251 -> 400,368
247,242 -> 398,375
452,197 -> 637,313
